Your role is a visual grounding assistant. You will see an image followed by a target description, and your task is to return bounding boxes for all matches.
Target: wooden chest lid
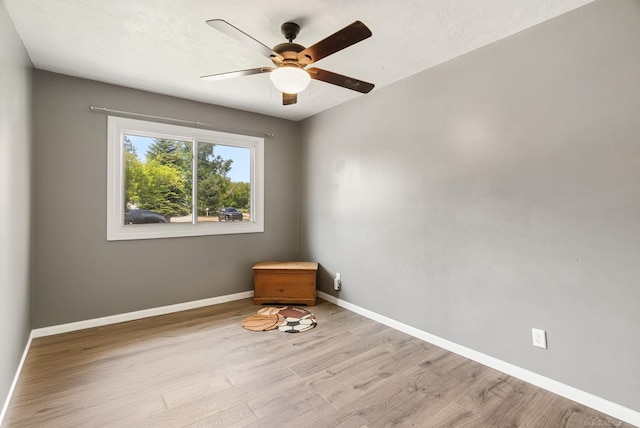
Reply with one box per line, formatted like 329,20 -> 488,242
252,261 -> 318,271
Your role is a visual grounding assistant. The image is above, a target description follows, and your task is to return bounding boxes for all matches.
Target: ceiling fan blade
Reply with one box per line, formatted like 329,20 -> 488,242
283,92 -> 297,105
297,21 -> 372,65
206,19 -> 283,61
201,67 -> 273,81
307,67 -> 374,94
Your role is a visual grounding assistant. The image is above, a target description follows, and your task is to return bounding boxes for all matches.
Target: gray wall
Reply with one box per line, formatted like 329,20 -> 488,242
300,0 -> 640,412
31,71 -> 300,327
0,0 -> 33,412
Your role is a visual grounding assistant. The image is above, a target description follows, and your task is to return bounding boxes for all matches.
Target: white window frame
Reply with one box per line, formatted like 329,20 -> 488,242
107,116 -> 264,241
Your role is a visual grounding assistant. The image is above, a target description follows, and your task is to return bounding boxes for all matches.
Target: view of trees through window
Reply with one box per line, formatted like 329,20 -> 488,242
123,134 -> 251,224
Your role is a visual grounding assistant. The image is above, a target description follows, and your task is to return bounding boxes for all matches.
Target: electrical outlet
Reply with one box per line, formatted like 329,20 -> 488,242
334,273 -> 341,291
532,328 -> 547,349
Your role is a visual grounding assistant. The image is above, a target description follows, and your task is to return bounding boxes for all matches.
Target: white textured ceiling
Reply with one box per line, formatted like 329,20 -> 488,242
5,0 -> 595,121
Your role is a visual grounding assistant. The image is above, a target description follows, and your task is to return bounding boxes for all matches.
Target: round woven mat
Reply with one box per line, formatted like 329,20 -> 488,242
278,316 -> 317,333
245,306 -> 317,333
241,313 -> 285,331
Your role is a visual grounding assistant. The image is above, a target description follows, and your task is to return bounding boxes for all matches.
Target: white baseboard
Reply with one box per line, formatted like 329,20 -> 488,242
0,332 -> 33,427
317,291 -> 640,427
32,290 -> 254,338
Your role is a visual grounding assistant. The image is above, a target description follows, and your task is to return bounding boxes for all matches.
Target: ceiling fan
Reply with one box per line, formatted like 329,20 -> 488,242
201,19 -> 375,105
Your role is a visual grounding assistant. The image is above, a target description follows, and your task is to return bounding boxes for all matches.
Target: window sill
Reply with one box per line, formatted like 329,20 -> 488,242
107,221 -> 264,241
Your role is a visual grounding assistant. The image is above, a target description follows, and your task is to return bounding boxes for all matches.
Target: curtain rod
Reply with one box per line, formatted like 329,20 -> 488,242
89,105 -> 275,138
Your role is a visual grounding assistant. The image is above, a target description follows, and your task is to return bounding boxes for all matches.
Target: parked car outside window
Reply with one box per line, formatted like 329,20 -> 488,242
218,207 -> 243,221
124,209 -> 167,224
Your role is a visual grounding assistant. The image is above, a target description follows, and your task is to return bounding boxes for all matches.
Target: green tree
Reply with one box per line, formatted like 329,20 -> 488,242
123,136 -> 144,209
146,139 -> 192,174
197,143 -> 234,215
137,160 -> 190,218
145,139 -> 193,216
198,174 -> 230,215
224,181 -> 250,211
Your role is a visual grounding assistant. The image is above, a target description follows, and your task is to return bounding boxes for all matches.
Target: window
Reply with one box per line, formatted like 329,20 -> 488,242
107,116 -> 264,240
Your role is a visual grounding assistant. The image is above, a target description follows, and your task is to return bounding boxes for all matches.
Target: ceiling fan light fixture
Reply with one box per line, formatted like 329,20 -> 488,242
270,64 -> 311,94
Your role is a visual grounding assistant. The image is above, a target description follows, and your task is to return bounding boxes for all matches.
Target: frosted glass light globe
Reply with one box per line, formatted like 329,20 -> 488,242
270,66 -> 311,94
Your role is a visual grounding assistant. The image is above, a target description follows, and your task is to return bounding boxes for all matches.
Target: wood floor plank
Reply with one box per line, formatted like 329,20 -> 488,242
306,338 -> 436,408
161,373 -> 232,409
423,402 -> 484,428
184,403 -> 257,428
2,298 -> 631,428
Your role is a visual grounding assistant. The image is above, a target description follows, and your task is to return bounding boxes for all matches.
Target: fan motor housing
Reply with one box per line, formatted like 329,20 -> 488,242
272,43 -> 305,61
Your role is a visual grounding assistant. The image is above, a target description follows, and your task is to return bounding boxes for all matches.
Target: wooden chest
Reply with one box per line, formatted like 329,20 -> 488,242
252,262 -> 318,306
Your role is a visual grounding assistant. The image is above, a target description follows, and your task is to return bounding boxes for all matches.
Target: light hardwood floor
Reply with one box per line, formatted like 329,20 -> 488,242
2,298 -> 630,427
